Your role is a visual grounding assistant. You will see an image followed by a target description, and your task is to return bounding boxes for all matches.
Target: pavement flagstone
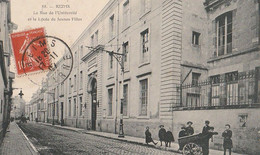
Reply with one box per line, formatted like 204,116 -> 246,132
0,122 -> 38,155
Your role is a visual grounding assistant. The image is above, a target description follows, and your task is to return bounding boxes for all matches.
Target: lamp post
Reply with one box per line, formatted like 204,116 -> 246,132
85,46 -> 125,138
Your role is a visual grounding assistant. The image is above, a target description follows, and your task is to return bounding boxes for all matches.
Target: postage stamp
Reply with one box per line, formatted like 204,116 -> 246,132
10,27 -> 50,75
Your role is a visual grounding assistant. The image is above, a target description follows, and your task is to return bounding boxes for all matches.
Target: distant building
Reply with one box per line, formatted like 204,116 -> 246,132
10,96 -> 26,119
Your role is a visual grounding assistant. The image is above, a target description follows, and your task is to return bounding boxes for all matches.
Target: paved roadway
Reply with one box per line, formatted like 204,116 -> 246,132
18,123 -> 178,155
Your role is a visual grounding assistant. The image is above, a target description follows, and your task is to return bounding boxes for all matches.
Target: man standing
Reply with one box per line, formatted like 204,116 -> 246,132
158,125 -> 166,146
186,121 -> 194,136
201,120 -> 211,155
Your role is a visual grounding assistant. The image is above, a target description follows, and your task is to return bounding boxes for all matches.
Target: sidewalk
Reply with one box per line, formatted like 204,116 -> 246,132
40,122 -> 245,155
0,122 -> 39,155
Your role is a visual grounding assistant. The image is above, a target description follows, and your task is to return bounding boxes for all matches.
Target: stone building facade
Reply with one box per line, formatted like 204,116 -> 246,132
39,0 -> 260,154
0,0 -> 16,141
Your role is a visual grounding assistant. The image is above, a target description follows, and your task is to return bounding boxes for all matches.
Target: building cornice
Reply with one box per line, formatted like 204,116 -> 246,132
204,0 -> 232,12
207,46 -> 260,63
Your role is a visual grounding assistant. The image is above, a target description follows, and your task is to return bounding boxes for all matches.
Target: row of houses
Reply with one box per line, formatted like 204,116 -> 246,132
27,0 -> 260,154
0,0 -> 16,141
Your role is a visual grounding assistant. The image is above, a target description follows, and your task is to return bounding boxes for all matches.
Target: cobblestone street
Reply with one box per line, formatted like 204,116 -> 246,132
18,122 -> 179,155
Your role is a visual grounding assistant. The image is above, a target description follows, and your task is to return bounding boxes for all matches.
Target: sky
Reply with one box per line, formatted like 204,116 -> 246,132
10,0 -> 110,102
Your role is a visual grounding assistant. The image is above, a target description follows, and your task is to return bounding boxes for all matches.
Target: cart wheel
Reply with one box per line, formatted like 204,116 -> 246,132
183,143 -> 202,155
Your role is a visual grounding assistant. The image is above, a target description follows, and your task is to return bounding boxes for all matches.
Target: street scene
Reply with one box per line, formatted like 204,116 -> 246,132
17,122 -> 180,155
0,0 -> 260,154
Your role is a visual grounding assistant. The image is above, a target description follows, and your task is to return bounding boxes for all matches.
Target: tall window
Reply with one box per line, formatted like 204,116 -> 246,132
80,71 -> 83,90
69,78 -> 72,94
80,45 -> 83,58
140,79 -> 148,116
56,103 -> 59,117
192,73 -> 201,86
48,105 -> 51,117
74,98 -> 77,116
123,0 -> 130,29
141,0 -> 151,15
216,11 -> 232,56
123,42 -> 129,70
225,71 -> 238,105
68,99 -> 71,116
192,31 -> 200,45
74,51 -> 77,66
109,54 -> 113,69
53,103 -> 55,116
211,75 -> 220,106
109,15 -> 115,39
108,88 -> 113,116
74,75 -> 76,91
123,84 -> 128,116
79,96 -> 83,116
91,35 -> 94,47
95,30 -> 99,46
141,29 -> 149,63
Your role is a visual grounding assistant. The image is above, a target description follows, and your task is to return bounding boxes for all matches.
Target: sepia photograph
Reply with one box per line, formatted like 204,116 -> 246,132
0,0 -> 259,154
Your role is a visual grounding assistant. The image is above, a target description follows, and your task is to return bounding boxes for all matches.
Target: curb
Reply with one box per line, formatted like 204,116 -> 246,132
83,132 -> 182,154
16,123 -> 39,155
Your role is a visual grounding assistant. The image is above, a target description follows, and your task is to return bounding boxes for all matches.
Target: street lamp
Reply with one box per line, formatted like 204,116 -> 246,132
18,90 -> 24,98
12,88 -> 24,98
86,46 -> 125,138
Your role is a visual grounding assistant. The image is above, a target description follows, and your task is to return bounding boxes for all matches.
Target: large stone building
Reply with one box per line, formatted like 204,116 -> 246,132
38,0 -> 259,154
0,0 -> 16,140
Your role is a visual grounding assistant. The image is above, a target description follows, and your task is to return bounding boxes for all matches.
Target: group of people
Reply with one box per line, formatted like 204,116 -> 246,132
145,120 -> 233,155
179,120 -> 233,155
145,125 -> 175,147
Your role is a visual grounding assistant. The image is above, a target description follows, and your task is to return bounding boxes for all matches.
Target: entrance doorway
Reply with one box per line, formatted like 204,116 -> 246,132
91,78 -> 97,130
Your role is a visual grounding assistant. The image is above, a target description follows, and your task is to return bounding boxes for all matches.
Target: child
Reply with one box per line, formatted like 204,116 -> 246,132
222,124 -> 233,155
145,127 -> 157,145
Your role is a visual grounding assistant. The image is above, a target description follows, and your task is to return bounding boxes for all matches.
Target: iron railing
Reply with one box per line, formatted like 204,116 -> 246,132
177,69 -> 259,109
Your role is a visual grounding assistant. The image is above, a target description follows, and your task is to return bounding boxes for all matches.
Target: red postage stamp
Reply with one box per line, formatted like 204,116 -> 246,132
10,27 -> 50,75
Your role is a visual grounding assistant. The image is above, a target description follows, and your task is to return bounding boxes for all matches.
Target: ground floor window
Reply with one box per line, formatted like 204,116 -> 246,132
108,88 -> 113,116
123,84 -> 128,116
74,98 -> 76,116
139,79 -> 148,116
68,100 -> 71,116
79,96 -> 83,116
186,93 -> 200,107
